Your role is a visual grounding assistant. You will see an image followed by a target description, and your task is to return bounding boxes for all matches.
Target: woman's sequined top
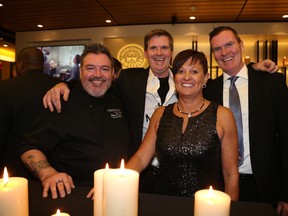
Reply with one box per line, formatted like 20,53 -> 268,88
154,101 -> 224,197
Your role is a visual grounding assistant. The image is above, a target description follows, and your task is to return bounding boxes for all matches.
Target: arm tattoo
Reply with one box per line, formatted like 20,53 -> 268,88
24,154 -> 51,179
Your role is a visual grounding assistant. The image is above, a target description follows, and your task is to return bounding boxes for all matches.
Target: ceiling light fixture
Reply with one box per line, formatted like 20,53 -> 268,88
37,24 -> 43,28
106,20 -> 112,23
0,3 -> 3,7
189,5 -> 197,11
3,44 -> 8,47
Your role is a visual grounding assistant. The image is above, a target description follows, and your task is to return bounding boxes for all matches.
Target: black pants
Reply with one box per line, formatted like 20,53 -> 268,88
239,174 -> 259,202
139,165 -> 159,193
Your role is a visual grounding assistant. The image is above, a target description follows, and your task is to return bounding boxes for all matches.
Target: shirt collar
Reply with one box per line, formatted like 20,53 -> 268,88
223,64 -> 248,83
147,67 -> 174,85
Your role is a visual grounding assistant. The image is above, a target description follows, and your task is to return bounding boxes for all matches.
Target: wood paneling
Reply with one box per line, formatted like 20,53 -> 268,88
0,0 -> 287,33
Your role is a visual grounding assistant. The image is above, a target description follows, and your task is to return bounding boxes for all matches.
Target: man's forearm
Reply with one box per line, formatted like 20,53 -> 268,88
21,149 -> 56,181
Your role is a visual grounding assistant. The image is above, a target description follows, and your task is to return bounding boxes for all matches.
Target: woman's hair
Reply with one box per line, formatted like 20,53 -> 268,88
113,57 -> 122,74
172,49 -> 208,76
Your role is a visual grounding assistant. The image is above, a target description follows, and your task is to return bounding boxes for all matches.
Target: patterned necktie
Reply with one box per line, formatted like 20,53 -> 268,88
229,76 -> 244,166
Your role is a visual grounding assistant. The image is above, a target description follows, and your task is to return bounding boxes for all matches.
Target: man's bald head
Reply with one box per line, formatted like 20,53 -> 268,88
15,47 -> 44,76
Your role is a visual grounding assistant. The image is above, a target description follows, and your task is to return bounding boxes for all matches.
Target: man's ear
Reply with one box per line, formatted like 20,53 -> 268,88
16,60 -> 26,76
18,60 -> 24,70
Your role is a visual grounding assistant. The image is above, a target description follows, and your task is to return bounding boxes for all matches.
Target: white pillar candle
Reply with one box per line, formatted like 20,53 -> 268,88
51,209 -> 70,216
103,159 -> 139,216
94,163 -> 109,216
0,167 -> 29,216
194,186 -> 231,216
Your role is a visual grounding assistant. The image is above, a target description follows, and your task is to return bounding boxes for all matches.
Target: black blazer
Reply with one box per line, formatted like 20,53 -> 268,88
113,67 -> 149,156
204,66 -> 288,205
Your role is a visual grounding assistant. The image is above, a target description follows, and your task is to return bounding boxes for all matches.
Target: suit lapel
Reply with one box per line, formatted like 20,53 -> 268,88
247,69 -> 259,143
205,76 -> 224,105
214,76 -> 224,105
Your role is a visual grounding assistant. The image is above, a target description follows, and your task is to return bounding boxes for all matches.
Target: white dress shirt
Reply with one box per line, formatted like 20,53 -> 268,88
142,68 -> 178,139
143,68 -> 178,167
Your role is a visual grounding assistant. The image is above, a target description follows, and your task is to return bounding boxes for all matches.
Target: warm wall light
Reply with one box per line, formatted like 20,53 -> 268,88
0,48 -> 15,62
0,3 -> 3,7
283,56 -> 287,66
106,20 -> 112,23
190,16 -> 196,20
244,56 -> 250,64
37,24 -> 43,28
283,15 -> 288,18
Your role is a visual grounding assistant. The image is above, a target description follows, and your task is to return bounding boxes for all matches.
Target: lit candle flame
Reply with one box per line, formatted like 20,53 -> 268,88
56,209 -> 61,216
105,163 -> 109,170
208,186 -> 214,196
120,159 -> 125,178
120,159 -> 125,170
3,167 -> 9,186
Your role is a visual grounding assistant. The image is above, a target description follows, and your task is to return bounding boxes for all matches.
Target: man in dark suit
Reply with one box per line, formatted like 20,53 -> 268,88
204,26 -> 288,216
0,47 -> 61,177
112,29 -> 178,192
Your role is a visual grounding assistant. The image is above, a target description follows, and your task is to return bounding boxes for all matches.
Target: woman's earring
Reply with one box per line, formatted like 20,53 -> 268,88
202,84 -> 207,88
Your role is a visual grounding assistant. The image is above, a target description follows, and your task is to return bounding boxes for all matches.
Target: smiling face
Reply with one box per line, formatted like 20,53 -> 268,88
210,30 -> 245,76
144,35 -> 173,78
174,57 -> 209,99
80,53 -> 113,97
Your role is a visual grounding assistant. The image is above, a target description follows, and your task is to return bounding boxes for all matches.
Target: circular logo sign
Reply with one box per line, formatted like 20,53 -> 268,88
117,44 -> 145,68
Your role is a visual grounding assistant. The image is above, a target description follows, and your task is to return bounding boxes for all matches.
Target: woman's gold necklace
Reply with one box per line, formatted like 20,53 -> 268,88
176,99 -> 205,118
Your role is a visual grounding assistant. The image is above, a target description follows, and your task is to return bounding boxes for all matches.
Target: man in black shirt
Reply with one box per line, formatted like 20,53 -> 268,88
0,47 -> 61,178
20,44 -> 130,199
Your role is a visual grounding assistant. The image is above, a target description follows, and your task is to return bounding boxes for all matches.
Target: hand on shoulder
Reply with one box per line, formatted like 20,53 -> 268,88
251,59 -> 279,73
43,82 -> 70,113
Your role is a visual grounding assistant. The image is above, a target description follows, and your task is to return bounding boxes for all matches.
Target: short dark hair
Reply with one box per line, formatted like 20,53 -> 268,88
144,29 -> 174,51
113,57 -> 122,74
209,26 -> 242,43
16,47 -> 44,76
80,44 -> 114,67
172,49 -> 208,76
17,47 -> 44,67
